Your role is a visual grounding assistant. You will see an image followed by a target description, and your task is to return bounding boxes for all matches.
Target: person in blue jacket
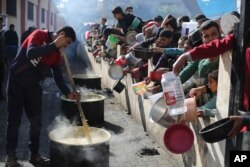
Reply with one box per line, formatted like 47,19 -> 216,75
5,26 -> 80,167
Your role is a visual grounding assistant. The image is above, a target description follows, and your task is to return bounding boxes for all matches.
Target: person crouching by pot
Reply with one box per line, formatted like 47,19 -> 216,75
5,26 -> 80,167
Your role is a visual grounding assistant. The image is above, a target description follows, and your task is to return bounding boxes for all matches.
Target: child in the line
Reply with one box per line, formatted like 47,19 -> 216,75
189,70 -> 218,117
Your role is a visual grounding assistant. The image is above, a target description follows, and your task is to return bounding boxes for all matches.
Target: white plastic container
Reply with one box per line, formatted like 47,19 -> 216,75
105,35 -> 119,49
161,72 -> 187,116
181,22 -> 198,36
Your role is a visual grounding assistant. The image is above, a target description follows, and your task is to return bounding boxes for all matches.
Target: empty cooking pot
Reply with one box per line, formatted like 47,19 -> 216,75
149,97 -> 178,128
73,74 -> 102,90
108,64 -> 124,80
163,124 -> 194,154
133,48 -> 155,59
199,117 -> 234,143
61,94 -> 105,126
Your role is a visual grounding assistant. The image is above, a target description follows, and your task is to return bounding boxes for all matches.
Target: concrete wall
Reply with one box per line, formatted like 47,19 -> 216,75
86,44 -> 242,166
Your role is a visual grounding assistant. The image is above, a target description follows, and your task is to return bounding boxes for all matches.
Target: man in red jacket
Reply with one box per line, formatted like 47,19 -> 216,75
5,26 -> 80,167
173,33 -> 250,138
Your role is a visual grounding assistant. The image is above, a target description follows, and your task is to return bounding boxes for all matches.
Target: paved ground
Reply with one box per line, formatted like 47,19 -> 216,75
0,76 -> 180,167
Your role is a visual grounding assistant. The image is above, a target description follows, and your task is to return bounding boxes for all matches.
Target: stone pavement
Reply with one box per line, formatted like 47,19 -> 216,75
0,78 -> 183,167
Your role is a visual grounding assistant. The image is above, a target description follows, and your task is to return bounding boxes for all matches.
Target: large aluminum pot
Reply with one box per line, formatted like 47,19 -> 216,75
73,74 -> 102,90
49,126 -> 111,167
149,97 -> 178,128
61,94 -> 105,126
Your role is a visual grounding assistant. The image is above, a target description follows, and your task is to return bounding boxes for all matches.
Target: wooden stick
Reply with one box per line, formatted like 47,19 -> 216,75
61,50 -> 93,144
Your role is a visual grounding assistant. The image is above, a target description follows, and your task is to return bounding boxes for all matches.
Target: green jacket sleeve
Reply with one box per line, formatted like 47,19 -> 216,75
197,94 -> 217,117
179,61 -> 199,83
203,95 -> 217,109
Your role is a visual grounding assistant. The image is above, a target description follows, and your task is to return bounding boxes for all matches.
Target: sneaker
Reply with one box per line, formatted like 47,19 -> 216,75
5,157 -> 21,167
29,154 -> 50,167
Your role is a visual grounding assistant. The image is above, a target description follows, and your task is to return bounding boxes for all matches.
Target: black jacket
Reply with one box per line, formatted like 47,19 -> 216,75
116,14 -> 143,35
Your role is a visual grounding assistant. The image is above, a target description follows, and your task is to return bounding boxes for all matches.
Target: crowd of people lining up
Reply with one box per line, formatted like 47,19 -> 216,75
0,4 -> 250,167
87,6 -> 250,139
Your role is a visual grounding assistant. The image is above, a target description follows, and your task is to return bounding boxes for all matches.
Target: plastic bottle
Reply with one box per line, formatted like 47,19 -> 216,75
161,72 -> 187,116
105,35 -> 119,49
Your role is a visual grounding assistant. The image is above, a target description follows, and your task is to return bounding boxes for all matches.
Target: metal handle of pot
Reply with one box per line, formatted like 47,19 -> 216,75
61,50 -> 93,144
118,74 -> 125,82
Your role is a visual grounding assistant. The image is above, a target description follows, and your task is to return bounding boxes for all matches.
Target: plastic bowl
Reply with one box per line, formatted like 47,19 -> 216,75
199,117 -> 234,143
180,97 -> 197,122
163,124 -> 194,154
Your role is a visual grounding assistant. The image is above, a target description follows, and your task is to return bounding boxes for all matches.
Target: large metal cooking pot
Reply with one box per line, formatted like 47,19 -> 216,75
61,94 -> 105,126
49,126 -> 111,167
149,97 -> 178,128
73,74 -> 102,90
133,48 -> 155,59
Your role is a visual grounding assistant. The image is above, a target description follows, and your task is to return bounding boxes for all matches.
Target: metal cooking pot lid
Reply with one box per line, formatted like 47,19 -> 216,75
220,13 -> 240,35
108,64 -> 123,80
125,31 -> 137,45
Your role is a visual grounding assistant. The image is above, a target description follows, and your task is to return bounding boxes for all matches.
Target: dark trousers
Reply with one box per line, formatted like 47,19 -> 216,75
6,74 -> 42,157
0,61 -> 4,97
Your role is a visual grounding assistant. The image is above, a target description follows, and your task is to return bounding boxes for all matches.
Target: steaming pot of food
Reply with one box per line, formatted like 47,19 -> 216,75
73,74 -> 102,90
49,126 -> 111,167
61,93 -> 105,126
